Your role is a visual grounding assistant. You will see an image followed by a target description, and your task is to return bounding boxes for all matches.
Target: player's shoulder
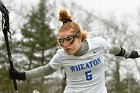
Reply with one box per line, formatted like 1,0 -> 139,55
87,36 -> 106,44
86,37 -> 108,50
90,36 -> 106,41
55,48 -> 68,58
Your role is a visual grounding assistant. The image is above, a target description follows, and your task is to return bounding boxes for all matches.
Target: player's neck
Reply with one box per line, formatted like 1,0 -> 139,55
74,40 -> 89,56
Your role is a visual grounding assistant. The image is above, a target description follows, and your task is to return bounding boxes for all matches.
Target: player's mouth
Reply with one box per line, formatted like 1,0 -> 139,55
65,48 -> 72,53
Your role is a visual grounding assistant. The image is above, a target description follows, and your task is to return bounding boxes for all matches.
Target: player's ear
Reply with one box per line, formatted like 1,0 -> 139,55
78,35 -> 83,42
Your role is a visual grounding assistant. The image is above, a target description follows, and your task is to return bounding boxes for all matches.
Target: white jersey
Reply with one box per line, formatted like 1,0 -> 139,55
50,37 -> 111,93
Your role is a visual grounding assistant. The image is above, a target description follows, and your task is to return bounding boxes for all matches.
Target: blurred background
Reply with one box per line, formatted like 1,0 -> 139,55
0,0 -> 140,93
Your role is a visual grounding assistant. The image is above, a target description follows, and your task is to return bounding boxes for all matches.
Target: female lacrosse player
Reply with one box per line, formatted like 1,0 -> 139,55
9,9 -> 140,93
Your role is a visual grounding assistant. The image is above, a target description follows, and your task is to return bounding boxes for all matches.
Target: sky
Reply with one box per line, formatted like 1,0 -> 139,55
4,0 -> 140,18
2,0 -> 140,22
74,0 -> 140,18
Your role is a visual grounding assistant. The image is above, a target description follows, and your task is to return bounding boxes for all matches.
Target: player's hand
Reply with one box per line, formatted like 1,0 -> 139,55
129,51 -> 140,59
9,68 -> 26,81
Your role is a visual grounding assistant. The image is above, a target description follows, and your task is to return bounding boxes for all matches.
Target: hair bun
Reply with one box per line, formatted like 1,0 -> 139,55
59,9 -> 72,24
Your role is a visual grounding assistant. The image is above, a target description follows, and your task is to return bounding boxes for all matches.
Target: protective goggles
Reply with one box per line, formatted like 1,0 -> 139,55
57,31 -> 80,46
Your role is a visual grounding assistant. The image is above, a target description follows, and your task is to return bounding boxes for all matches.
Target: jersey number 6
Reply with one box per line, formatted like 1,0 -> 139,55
85,71 -> 92,81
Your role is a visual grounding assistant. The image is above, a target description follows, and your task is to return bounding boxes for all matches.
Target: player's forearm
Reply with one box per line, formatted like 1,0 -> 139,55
25,63 -> 56,80
109,44 -> 139,58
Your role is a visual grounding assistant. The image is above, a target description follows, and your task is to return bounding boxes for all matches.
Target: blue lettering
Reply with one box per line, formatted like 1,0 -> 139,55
97,58 -> 101,63
75,66 -> 79,71
85,63 -> 90,69
80,64 -> 85,70
70,66 -> 76,72
89,61 -> 93,67
92,60 -> 98,66
70,57 -> 102,72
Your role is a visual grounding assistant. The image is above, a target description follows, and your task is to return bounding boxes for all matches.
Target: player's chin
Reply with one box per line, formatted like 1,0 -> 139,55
66,51 -> 75,55
66,52 -> 73,55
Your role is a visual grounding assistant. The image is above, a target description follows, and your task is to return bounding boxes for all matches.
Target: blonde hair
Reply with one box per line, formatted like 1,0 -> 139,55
58,9 -> 87,42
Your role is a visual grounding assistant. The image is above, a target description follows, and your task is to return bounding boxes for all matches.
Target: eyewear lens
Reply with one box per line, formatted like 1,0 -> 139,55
58,32 -> 80,46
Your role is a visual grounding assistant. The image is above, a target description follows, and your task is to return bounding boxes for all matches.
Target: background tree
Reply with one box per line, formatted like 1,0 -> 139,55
0,41 -> 13,93
14,0 -> 57,93
100,15 -> 140,93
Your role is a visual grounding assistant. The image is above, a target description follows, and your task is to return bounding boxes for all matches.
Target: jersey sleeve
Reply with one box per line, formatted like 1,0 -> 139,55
49,50 -> 63,69
98,37 -> 111,53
